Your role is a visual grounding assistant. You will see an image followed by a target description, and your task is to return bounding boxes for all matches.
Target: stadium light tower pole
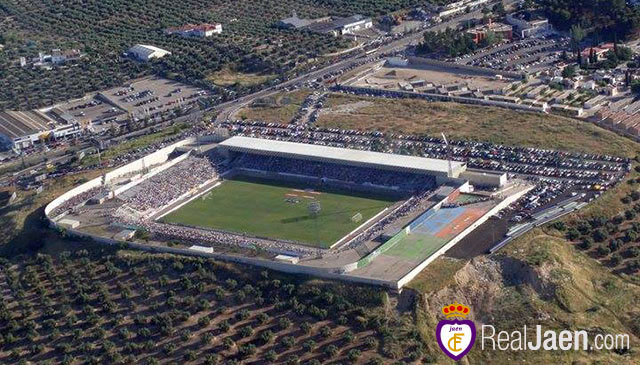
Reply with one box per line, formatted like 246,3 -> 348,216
308,200 -> 322,245
441,133 -> 453,178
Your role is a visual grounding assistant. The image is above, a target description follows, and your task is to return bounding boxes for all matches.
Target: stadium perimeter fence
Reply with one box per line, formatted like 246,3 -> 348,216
356,227 -> 409,268
356,205 -> 441,268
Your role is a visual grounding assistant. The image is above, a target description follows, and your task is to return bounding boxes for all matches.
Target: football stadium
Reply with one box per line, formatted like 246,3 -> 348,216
45,135 -> 531,288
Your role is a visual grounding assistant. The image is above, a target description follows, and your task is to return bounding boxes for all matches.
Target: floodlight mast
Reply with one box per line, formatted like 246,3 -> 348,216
308,200 -> 322,245
441,133 -> 453,178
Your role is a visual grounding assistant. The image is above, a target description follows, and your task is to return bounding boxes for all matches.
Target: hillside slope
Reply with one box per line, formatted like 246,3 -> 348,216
411,231 -> 640,363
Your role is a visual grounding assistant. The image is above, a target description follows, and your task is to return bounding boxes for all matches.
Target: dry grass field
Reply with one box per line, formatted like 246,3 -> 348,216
208,69 -> 277,88
316,94 -> 639,157
236,89 -> 313,123
411,232 -> 639,364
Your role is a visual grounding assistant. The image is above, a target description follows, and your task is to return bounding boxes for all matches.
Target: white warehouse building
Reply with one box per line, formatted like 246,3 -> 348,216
128,44 -> 172,62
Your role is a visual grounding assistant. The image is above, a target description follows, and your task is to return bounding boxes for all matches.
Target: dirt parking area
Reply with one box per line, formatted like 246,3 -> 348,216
354,66 -> 511,91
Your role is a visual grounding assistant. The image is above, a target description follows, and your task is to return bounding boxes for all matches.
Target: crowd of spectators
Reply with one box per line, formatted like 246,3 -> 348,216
144,221 -> 321,256
107,141 -> 441,256
98,126 -> 210,169
119,156 -> 220,213
233,153 -> 436,192
337,188 -> 434,252
48,114 -> 631,260
50,186 -> 107,217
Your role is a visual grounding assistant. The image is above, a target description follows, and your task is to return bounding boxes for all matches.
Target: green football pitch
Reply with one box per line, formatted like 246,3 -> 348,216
160,177 -> 398,248
384,233 -> 447,261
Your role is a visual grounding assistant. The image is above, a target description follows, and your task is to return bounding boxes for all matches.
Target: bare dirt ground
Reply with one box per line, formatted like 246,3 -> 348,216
354,66 -> 511,91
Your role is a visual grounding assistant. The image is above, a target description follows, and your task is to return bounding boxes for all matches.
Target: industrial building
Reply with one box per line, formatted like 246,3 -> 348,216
434,0 -> 490,18
460,169 -> 507,188
278,12 -> 372,37
307,15 -> 373,36
0,111 -> 81,151
127,45 -> 172,62
506,11 -> 553,38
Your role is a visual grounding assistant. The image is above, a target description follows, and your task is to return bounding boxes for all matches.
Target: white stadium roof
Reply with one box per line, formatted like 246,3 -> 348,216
219,136 -> 466,177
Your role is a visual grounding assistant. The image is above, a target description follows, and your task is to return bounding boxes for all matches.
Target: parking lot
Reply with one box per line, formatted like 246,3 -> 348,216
455,36 -> 570,72
100,77 -> 207,122
219,119 -> 633,256
45,95 -> 127,127
221,120 -> 629,186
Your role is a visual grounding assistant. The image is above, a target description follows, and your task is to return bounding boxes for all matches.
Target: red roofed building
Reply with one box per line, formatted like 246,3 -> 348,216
466,20 -> 513,44
165,23 -> 222,38
580,43 -> 615,63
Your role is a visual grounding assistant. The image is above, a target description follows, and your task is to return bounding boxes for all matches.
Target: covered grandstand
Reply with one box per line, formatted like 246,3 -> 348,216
218,136 -> 467,178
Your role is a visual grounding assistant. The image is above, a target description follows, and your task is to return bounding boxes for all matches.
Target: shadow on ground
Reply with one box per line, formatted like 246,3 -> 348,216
0,201 -> 50,257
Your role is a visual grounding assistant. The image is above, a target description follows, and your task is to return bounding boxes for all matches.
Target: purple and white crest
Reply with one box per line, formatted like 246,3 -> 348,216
436,319 -> 476,361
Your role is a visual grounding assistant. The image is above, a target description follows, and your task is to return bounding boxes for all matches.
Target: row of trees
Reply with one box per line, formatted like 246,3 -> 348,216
0,250 -> 429,364
0,0 -> 359,110
416,28 -> 478,58
538,0 -> 640,41
2,0 -> 488,111
559,179 -> 640,272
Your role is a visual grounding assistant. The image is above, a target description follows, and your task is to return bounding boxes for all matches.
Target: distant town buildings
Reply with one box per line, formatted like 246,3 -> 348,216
127,45 -> 172,62
506,11 -> 553,38
580,43 -> 615,64
597,106 -> 640,138
278,12 -> 373,37
431,0 -> 490,18
23,49 -> 85,68
0,76 -> 208,151
165,23 -> 223,38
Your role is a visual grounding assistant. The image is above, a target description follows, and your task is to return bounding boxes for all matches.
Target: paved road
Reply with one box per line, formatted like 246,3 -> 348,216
212,5 -> 503,122
0,4 -> 504,185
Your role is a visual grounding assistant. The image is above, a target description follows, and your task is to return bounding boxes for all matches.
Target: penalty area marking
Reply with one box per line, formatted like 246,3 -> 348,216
329,206 -> 389,249
154,180 -> 223,221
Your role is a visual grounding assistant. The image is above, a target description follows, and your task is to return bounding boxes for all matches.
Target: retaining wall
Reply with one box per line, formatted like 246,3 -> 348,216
44,140 -> 398,288
406,56 -> 525,79
51,224 -> 399,288
334,85 -> 547,113
45,136 -> 528,290
45,137 -> 196,219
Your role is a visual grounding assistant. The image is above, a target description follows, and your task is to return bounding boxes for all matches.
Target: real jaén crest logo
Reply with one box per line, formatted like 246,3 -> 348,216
436,302 -> 476,361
